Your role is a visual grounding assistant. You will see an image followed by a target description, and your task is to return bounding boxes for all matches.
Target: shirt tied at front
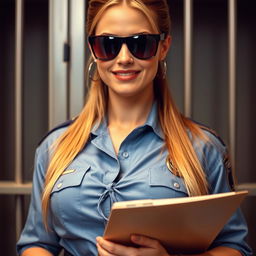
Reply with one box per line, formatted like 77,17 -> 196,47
97,183 -> 120,221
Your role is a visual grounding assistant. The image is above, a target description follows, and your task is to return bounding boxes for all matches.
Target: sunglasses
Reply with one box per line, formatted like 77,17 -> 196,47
88,33 -> 165,61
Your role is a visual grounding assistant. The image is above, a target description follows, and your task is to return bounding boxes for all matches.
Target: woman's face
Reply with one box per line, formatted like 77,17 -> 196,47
92,3 -> 170,100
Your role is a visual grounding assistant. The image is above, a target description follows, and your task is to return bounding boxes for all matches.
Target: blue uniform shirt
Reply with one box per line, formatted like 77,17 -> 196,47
17,103 -> 252,255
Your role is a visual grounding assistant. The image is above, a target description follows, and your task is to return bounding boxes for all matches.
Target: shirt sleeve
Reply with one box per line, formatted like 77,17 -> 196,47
16,147 -> 62,256
201,132 -> 252,256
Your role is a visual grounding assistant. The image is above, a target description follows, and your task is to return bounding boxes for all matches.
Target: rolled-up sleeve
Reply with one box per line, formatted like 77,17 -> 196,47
201,132 -> 252,256
16,147 -> 61,256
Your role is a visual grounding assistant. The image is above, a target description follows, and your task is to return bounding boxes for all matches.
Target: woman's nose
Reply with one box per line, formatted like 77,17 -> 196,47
116,43 -> 134,65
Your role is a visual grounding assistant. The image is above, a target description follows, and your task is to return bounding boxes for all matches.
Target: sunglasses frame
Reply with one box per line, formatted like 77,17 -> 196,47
88,33 -> 166,61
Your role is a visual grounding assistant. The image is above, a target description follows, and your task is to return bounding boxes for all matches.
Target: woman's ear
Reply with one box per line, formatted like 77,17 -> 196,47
160,35 -> 172,61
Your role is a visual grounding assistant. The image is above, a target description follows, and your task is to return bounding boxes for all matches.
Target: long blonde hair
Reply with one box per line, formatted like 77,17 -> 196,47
42,0 -> 209,225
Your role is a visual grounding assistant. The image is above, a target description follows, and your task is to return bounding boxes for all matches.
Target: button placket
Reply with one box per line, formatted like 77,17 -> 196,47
103,158 -> 120,184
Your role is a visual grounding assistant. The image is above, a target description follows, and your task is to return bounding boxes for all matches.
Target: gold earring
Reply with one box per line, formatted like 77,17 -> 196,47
157,60 -> 167,80
162,60 -> 167,79
88,60 -> 98,81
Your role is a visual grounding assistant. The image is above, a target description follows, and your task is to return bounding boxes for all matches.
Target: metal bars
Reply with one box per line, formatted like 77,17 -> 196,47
14,0 -> 23,185
69,0 -> 86,119
184,0 -> 193,118
228,0 -> 237,173
14,0 -> 24,240
48,0 -> 86,127
184,1 -> 237,168
183,0 -> 255,193
49,0 -> 69,129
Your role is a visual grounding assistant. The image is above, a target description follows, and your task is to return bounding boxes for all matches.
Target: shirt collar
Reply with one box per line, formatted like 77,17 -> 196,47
91,102 -> 164,140
144,102 -> 164,140
91,119 -> 107,137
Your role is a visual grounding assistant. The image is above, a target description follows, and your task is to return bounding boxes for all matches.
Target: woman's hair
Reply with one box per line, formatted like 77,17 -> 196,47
42,0 -> 209,226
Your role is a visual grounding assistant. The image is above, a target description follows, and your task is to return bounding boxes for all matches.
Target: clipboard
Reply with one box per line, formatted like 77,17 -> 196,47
103,190 -> 248,254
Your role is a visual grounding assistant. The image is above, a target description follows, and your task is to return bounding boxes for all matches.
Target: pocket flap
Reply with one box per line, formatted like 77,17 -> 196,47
51,164 -> 90,193
149,166 -> 188,194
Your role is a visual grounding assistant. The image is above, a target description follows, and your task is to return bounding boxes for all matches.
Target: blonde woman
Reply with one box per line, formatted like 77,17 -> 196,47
17,0 -> 252,255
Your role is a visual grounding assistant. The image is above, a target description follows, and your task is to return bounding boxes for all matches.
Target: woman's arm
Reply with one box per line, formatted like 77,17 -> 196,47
190,246 -> 242,256
17,148 -> 61,255
21,247 -> 54,256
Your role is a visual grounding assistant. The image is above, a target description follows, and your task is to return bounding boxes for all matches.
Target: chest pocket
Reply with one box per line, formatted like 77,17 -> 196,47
51,164 -> 90,194
149,165 -> 188,197
50,164 -> 91,231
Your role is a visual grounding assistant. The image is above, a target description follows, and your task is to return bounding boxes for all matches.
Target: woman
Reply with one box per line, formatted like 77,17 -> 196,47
17,0 -> 252,255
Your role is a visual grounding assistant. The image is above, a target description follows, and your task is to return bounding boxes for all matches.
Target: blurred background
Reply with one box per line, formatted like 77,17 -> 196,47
0,0 -> 255,255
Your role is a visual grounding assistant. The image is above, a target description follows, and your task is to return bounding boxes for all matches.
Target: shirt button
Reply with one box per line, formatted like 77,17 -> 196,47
57,183 -> 63,189
173,182 -> 180,189
122,151 -> 129,158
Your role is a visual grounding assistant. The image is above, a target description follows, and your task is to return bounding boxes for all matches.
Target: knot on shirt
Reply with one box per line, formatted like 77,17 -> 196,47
97,183 -> 119,221
106,183 -> 114,192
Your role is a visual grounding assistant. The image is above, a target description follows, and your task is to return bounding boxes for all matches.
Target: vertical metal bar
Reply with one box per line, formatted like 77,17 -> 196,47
228,0 -> 237,175
15,196 -> 23,239
15,0 -> 24,240
184,0 -> 193,117
15,0 -> 23,184
69,0 -> 85,119
66,0 -> 71,119
49,0 -> 53,129
48,0 -> 69,129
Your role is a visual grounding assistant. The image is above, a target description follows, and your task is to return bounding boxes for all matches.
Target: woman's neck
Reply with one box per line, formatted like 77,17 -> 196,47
107,91 -> 154,130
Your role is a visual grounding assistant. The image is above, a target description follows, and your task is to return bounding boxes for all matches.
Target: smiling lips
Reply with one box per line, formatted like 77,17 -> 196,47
112,70 -> 141,81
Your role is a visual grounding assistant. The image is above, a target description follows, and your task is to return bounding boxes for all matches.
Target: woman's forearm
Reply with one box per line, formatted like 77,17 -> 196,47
187,246 -> 242,256
21,247 -> 54,256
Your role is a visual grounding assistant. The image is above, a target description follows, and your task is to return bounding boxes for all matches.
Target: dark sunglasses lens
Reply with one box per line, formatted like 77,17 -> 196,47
91,36 -> 120,60
128,35 -> 158,59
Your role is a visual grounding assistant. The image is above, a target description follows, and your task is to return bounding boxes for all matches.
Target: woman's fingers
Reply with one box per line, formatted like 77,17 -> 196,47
96,235 -> 169,256
97,241 -> 115,256
96,236 -> 135,256
131,235 -> 161,248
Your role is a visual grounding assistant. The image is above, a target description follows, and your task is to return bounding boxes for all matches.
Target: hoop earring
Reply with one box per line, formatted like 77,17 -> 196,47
162,60 -> 167,79
157,60 -> 167,80
88,60 -> 99,81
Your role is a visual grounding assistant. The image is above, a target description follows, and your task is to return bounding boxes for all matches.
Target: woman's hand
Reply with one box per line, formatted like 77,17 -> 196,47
96,235 -> 171,256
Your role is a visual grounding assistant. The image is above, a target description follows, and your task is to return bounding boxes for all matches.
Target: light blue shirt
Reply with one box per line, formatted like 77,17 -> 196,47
17,103 -> 252,256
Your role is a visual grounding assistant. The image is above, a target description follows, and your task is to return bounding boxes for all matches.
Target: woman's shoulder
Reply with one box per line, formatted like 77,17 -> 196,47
189,120 -> 235,190
188,120 -> 229,168
28,120 -> 75,178
190,119 -> 227,150
36,119 -> 75,158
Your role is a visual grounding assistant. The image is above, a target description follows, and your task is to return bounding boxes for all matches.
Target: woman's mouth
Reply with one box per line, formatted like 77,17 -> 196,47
112,70 -> 141,81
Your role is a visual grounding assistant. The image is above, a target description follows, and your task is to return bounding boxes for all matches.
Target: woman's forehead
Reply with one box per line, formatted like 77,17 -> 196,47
95,4 -> 157,36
